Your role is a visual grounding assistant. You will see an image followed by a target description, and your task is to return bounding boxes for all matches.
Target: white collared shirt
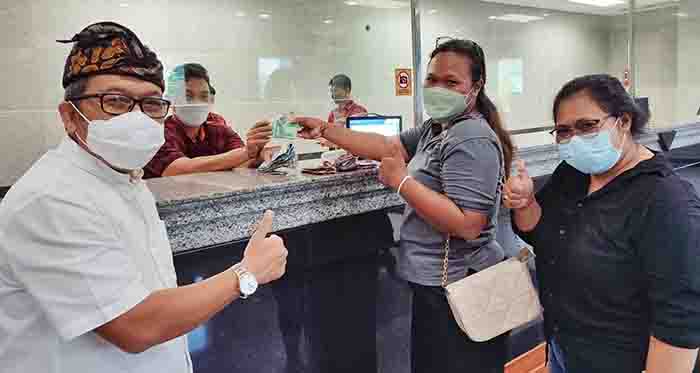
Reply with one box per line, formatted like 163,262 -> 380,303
0,138 -> 192,373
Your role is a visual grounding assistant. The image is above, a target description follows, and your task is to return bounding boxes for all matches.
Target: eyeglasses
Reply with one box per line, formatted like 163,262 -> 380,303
549,115 -> 617,143
68,93 -> 171,119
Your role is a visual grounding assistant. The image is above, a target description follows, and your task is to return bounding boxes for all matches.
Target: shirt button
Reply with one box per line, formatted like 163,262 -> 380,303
553,325 -> 560,333
577,202 -> 583,208
549,259 -> 556,265
559,229 -> 566,235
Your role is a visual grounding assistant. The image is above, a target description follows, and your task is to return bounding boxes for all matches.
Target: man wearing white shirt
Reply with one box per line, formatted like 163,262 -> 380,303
0,22 -> 288,373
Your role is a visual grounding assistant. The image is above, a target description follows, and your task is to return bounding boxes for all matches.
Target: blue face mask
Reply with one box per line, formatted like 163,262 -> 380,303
558,120 -> 626,175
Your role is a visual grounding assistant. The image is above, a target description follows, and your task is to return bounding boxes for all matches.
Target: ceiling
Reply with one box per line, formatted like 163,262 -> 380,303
340,0 -> 410,9
480,0 -> 680,15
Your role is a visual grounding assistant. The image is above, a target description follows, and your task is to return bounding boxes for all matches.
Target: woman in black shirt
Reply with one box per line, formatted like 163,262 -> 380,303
505,74 -> 700,373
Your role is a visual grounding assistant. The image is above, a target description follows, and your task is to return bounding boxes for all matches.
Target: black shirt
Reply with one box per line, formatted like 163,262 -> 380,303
514,154 -> 700,373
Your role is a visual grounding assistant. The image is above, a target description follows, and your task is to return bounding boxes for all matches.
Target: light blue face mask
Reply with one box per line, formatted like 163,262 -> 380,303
423,86 -> 475,122
558,119 -> 626,175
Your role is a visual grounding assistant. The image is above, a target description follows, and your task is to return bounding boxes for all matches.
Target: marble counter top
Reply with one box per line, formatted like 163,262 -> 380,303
150,122 -> 700,253
149,166 -> 404,253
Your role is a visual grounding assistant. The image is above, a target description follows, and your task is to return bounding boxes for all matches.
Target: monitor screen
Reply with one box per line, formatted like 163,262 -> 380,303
346,116 -> 402,137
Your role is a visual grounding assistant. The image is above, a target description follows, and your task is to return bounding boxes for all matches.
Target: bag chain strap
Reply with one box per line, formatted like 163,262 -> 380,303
441,235 -> 452,288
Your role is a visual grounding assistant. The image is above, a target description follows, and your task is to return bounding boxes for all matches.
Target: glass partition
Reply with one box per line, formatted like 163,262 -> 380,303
0,0 -> 414,186
417,0 -> 631,148
0,0 -> 698,185
633,0 -> 700,129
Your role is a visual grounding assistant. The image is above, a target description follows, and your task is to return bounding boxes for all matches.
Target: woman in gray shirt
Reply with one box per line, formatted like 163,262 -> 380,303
295,39 -> 514,373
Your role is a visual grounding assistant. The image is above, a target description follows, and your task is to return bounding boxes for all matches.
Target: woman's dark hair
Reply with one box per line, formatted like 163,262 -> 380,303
553,74 -> 649,136
429,39 -> 515,175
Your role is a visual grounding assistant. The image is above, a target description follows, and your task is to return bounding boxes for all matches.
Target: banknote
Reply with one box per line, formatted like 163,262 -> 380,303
272,115 -> 300,139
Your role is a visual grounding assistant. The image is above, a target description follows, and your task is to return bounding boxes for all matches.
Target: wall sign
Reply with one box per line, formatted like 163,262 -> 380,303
395,68 -> 412,96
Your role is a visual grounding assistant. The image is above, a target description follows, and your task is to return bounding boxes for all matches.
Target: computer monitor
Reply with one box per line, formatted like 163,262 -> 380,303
346,116 -> 402,137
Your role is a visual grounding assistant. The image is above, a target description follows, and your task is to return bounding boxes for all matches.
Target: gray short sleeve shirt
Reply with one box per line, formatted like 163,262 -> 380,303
397,114 -> 505,286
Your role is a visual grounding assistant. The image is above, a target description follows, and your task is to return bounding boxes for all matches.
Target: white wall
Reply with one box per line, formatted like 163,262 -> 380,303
608,4 -> 700,130
419,0 -> 618,148
676,0 -> 700,126
0,0 -> 413,186
419,0 -> 692,147
635,8 -> 678,130
609,7 -> 680,130
0,0 -> 695,185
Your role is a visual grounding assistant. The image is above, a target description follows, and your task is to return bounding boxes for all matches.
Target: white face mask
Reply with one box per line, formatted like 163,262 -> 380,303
71,102 -> 165,170
423,86 -> 475,122
329,87 -> 351,105
175,104 -> 210,127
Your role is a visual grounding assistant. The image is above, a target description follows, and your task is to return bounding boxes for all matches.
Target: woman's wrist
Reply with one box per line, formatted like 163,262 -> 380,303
396,175 -> 412,195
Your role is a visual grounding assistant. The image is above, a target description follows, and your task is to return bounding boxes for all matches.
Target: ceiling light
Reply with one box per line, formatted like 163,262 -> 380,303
119,3 -> 129,7
235,11 -> 247,17
673,12 -> 689,18
428,9 -> 438,15
323,19 -> 334,24
343,0 -> 409,9
258,13 -> 271,19
567,0 -> 625,7
489,14 -> 544,23
543,13 -> 551,17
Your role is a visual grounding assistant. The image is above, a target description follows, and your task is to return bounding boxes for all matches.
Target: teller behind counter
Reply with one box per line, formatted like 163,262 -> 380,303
143,63 -> 274,179
320,74 -> 369,149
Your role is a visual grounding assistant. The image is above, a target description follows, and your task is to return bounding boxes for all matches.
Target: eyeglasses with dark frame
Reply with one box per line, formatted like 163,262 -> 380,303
549,114 -> 617,143
67,93 -> 172,119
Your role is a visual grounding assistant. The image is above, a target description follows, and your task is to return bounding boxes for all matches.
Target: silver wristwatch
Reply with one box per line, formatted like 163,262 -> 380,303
231,263 -> 259,299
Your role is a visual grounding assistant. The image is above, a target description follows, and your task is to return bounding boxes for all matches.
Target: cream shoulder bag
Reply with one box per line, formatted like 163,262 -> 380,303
442,242 -> 542,342
439,135 -> 542,342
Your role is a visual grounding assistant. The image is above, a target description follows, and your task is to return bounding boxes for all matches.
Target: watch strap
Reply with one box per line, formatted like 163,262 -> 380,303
231,263 -> 250,299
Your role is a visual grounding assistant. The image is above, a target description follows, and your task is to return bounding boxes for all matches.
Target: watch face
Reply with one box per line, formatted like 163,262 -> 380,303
240,273 -> 258,296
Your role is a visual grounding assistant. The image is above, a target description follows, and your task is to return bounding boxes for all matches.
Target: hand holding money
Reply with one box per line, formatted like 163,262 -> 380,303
246,120 -> 273,159
272,115 -> 301,139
